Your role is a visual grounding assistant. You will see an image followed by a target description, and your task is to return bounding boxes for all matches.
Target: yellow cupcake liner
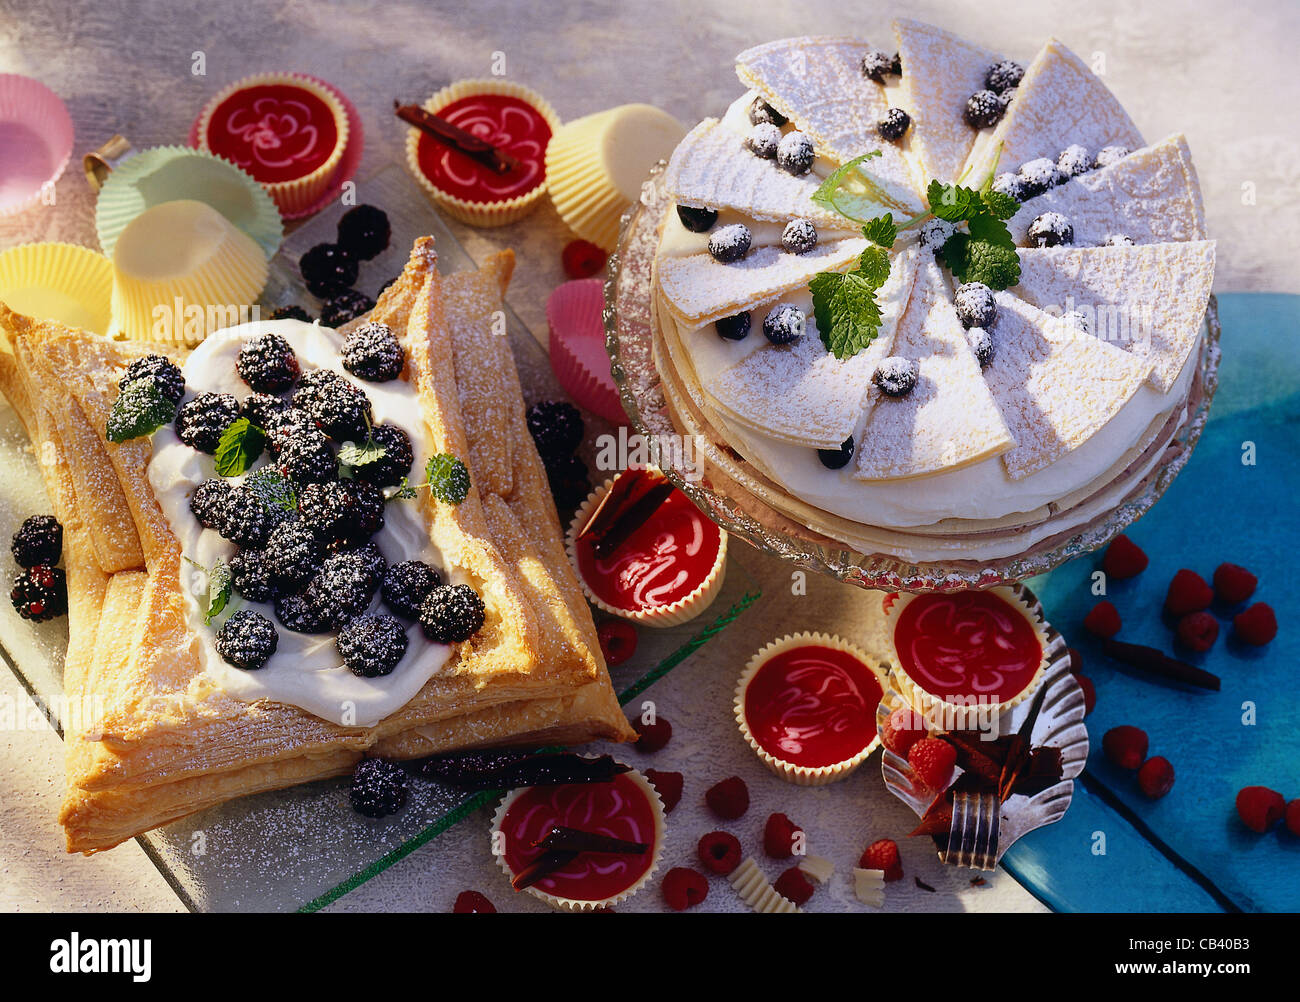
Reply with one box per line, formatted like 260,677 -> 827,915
109,199 -> 268,345
197,72 -> 350,217
734,631 -> 887,786
404,78 -> 560,228
547,104 -> 685,252
490,767 -> 666,911
565,472 -> 727,628
0,242 -> 113,335
884,586 -> 1051,726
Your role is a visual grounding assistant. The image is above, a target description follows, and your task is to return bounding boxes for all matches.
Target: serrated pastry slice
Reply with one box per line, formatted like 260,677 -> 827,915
855,260 -> 1014,480
892,19 -> 1004,184
963,38 -> 1143,184
734,37 -> 925,213
664,118 -> 847,229
985,292 -> 1153,480
657,236 -> 869,327
1006,134 -> 1206,246
705,245 -> 920,449
1014,240 -> 1215,391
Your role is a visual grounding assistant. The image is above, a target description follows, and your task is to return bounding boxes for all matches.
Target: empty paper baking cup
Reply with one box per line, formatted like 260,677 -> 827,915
109,199 -> 267,344
96,145 -> 283,259
0,74 -> 74,216
547,278 -> 627,425
0,242 -> 112,335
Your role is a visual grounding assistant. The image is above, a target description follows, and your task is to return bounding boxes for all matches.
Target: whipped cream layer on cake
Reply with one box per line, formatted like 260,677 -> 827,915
148,319 -> 453,727
650,26 -> 1215,559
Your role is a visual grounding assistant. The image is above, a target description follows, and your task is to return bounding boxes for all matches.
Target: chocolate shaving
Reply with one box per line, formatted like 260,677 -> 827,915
996,680 -> 1049,802
1102,638 -> 1221,691
577,468 -> 675,558
511,851 -> 579,890
420,750 -> 630,790
394,101 -> 520,175
970,876 -> 987,887
914,876 -> 937,893
531,826 -> 649,856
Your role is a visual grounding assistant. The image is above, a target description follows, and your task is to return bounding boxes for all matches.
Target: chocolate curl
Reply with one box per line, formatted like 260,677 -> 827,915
531,827 -> 649,856
394,101 -> 520,175
420,750 -> 630,790
997,680 -> 1049,802
1102,638 -> 1221,691
511,851 -> 580,890
577,468 -> 675,559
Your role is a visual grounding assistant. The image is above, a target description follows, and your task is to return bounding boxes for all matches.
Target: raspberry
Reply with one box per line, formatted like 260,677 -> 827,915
1176,611 -> 1219,652
705,776 -> 749,820
293,369 -> 372,442
236,333 -> 300,393
645,769 -> 683,813
634,715 -> 671,753
1286,800 -> 1300,837
880,705 -> 927,757
10,565 -> 67,622
597,619 -> 638,666
350,423 -> 413,488
908,738 -> 957,790
175,391 -> 240,454
299,242 -> 358,298
336,204 -> 391,261
1102,534 -> 1148,580
1164,569 -> 1213,616
525,401 -> 584,460
299,480 -> 385,549
229,547 -> 278,603
1083,600 -> 1122,639
661,867 -> 708,911
1137,756 -> 1175,799
349,758 -> 407,818
561,239 -> 606,279
763,812 -> 803,859
320,289 -> 375,328
1102,725 -> 1149,770
10,514 -> 62,568
265,517 -> 325,591
774,867 -> 816,906
696,831 -> 742,875
120,354 -> 185,405
1212,563 -> 1257,605
1235,786 -> 1285,833
1232,603 -> 1277,646
380,559 -> 441,619
1075,673 -> 1096,716
342,321 -> 405,382
858,838 -> 903,882
337,614 -> 409,678
452,890 -> 496,914
419,583 -> 486,643
214,609 -> 279,670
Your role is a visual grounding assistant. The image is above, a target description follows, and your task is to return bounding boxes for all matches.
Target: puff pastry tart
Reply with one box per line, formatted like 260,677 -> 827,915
0,238 -> 633,854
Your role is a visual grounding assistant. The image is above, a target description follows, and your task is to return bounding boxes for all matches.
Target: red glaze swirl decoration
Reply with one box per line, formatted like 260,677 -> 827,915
205,83 -> 339,183
574,489 -> 721,612
744,645 -> 883,768
416,94 -> 551,204
500,774 -> 657,901
893,592 -> 1043,703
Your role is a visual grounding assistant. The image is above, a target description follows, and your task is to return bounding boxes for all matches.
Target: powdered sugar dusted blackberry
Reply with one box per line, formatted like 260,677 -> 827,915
954,281 -> 996,328
746,122 -> 781,159
918,217 -> 955,250
776,131 -> 816,175
1056,144 -> 1092,179
964,89 -> 1005,129
781,217 -> 818,255
1027,211 -> 1074,247
873,355 -> 918,397
762,303 -> 806,344
966,326 -> 994,368
1093,145 -> 1130,169
708,223 -> 753,263
1104,233 -> 1134,246
1017,156 -> 1064,198
991,172 -> 1025,201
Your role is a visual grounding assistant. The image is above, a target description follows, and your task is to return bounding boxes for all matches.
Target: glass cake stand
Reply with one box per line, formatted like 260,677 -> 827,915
605,162 -> 1222,593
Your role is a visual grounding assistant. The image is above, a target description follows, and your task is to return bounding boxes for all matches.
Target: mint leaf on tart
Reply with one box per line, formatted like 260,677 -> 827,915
106,376 -> 178,443
204,558 -> 232,625
862,213 -> 897,249
244,466 -> 297,512
811,245 -> 891,361
926,180 -> 982,222
214,418 -> 266,477
338,437 -> 387,471
939,212 -> 1021,289
811,151 -> 889,223
386,477 -> 419,503
980,188 -> 1020,221
425,453 -> 471,505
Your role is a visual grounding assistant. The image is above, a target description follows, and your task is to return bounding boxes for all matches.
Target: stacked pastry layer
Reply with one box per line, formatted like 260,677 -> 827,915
652,23 -> 1215,562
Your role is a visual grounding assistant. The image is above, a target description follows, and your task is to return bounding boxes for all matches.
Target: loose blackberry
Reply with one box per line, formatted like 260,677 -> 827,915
747,96 -> 787,127
985,60 -> 1024,93
918,217 -> 955,251
708,224 -> 752,263
337,614 -> 408,678
230,547 -> 278,603
1056,144 -> 1093,180
11,515 -> 62,568
215,609 -> 279,670
966,327 -> 995,368
381,559 -> 442,619
676,205 -> 717,232
1027,211 -> 1074,248
817,436 -> 855,471
877,108 -> 910,141
964,89 -> 1005,129
525,401 -> 584,460
763,304 -> 805,345
298,480 -> 385,548
293,369 -> 372,442
120,354 -> 185,405
341,321 -> 405,382
240,391 -> 290,430
990,172 -> 1025,202
175,391 -> 240,454
874,356 -> 918,398
776,131 -> 815,176
954,282 -> 997,329
745,123 -> 781,159
320,289 -> 375,328
419,583 -> 486,644
277,429 -> 337,485
351,423 -> 413,488
10,565 -> 66,622
336,204 -> 391,261
1016,157 -> 1063,199
544,453 -> 591,511
715,312 -> 751,341
1093,145 -> 1130,169
236,333 -> 300,393
190,478 -> 232,530
349,758 -> 408,818
860,49 -> 896,82
299,242 -> 358,298
220,485 -> 283,549
306,547 -> 385,628
274,591 -> 330,634
269,304 -> 312,322
265,516 -> 325,591
781,218 -> 818,255
266,406 -> 317,456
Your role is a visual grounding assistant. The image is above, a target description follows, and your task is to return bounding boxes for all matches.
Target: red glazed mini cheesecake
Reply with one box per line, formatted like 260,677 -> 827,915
405,79 -> 559,227
886,587 -> 1049,720
491,769 -> 665,911
735,633 -> 887,785
567,468 -> 727,627
196,72 -> 350,216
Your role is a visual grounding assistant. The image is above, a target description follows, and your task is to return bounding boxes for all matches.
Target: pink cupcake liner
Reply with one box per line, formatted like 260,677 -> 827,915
0,74 -> 74,217
547,278 -> 627,425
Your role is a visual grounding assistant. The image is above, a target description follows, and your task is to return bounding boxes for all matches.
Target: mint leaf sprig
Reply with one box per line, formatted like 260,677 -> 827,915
214,418 -> 266,477
385,453 -> 471,505
106,377 -> 178,443
204,558 -> 232,625
810,243 -> 892,360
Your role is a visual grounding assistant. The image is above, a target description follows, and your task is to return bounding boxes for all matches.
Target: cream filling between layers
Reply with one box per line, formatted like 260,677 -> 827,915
147,319 -> 453,728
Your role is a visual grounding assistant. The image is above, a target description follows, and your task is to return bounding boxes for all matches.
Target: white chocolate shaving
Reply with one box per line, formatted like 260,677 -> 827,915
729,857 -> 802,914
797,855 -> 836,885
853,867 -> 886,907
